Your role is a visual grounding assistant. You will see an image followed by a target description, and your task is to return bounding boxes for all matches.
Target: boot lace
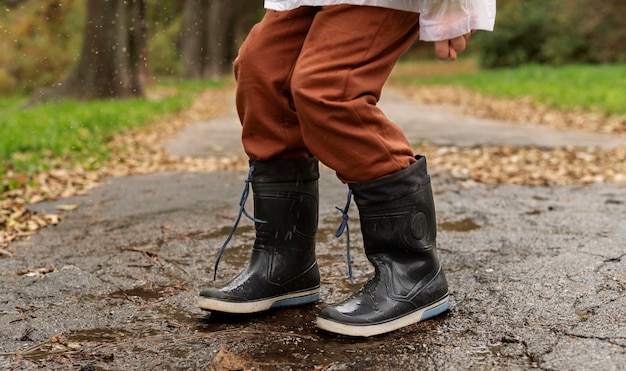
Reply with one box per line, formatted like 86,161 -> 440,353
335,189 -> 355,285
213,166 -> 266,280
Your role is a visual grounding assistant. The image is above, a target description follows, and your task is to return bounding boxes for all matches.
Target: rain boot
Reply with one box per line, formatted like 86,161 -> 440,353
317,155 -> 449,336
198,157 -> 320,313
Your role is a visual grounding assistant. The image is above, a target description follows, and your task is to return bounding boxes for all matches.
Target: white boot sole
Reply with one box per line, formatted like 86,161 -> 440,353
316,296 -> 450,337
198,288 -> 320,314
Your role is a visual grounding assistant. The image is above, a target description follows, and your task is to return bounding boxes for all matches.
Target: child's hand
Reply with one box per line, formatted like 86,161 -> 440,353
434,31 -> 474,61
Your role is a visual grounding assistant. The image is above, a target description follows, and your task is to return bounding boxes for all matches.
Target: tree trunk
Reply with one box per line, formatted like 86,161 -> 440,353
206,0 -> 226,78
31,0 -> 148,103
181,0 -> 261,79
181,0 -> 209,78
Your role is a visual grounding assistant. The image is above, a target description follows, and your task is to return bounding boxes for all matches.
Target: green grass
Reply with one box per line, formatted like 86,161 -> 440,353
394,62 -> 626,116
0,79 -> 223,180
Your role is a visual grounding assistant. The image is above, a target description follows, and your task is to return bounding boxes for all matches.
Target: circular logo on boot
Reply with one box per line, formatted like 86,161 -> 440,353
410,212 -> 427,240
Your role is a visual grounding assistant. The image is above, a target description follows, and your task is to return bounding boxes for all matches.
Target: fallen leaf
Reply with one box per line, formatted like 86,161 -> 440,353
18,267 -> 58,277
212,344 -> 248,371
55,204 -> 79,211
44,214 -> 62,224
0,248 -> 13,256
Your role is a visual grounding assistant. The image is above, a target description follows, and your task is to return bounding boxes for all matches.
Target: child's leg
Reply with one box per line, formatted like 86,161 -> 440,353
291,5 -> 421,182
199,9 -> 323,314
235,7 -> 318,160
284,6 -> 450,337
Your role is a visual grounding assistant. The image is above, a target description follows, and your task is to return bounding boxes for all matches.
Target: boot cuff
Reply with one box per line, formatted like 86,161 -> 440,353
250,157 -> 319,183
349,155 -> 430,204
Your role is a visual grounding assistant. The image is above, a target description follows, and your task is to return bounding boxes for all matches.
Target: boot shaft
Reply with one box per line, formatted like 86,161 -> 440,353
350,155 -> 437,255
251,157 -> 319,250
252,180 -> 318,251
250,157 -> 320,283
250,156 -> 319,184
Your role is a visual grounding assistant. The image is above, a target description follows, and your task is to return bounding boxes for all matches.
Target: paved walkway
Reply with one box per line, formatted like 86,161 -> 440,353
162,88 -> 626,159
1,88 -> 624,370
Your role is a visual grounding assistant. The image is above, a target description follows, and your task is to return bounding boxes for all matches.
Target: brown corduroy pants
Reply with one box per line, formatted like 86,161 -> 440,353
234,5 -> 421,183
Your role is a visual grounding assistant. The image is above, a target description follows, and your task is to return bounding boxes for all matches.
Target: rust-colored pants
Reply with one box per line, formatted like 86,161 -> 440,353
234,5 -> 420,182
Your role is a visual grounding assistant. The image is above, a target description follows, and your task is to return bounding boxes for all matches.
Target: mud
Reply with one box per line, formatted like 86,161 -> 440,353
1,167 -> 624,370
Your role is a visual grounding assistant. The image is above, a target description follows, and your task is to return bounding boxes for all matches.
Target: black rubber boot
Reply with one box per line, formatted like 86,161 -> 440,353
317,156 -> 449,336
198,157 -> 320,313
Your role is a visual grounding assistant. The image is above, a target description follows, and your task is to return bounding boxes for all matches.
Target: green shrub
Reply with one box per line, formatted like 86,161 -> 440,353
475,0 -> 626,67
578,0 -> 626,63
148,17 -> 183,77
474,1 -> 562,67
0,0 -> 85,94
146,0 -> 185,77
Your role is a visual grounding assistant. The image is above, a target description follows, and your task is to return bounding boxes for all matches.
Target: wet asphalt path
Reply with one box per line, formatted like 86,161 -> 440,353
1,88 -> 625,370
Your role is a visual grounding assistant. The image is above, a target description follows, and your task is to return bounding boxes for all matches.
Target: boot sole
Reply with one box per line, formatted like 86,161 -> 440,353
316,295 -> 450,337
198,288 -> 320,314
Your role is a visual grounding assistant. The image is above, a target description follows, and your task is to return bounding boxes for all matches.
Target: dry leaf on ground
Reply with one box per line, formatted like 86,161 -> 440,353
211,344 -> 249,371
399,84 -> 626,134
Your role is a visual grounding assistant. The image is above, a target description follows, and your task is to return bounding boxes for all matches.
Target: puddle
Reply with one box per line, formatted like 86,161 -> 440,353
109,285 -> 176,301
439,218 -> 481,232
208,243 -> 252,273
226,308 -> 446,370
153,304 -> 238,333
66,328 -> 135,343
206,224 -> 255,240
316,226 -> 342,241
15,328 -> 142,364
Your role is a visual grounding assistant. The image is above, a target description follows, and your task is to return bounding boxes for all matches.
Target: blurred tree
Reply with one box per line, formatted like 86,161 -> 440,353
145,0 -> 185,76
0,0 -> 27,8
180,0 -> 261,78
474,0 -> 558,67
0,0 -> 85,95
475,0 -> 626,68
575,0 -> 626,63
31,0 -> 148,102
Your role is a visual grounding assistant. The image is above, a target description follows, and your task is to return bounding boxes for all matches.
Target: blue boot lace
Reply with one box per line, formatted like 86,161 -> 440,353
213,166 -> 266,280
335,189 -> 355,285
